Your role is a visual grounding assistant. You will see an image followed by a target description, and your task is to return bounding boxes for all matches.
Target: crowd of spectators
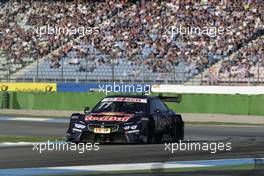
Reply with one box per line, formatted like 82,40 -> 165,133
0,0 -> 263,82
218,36 -> 264,80
94,0 -> 263,75
0,0 -> 126,70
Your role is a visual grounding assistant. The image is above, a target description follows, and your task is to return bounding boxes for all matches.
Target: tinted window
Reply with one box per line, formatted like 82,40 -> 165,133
156,99 -> 168,112
150,98 -> 158,114
92,101 -> 146,113
150,98 -> 168,113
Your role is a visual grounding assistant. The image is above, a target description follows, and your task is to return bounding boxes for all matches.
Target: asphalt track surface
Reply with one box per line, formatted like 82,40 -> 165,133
0,119 -> 264,175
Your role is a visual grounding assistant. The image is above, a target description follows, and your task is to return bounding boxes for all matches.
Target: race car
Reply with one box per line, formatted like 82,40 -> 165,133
66,94 -> 184,143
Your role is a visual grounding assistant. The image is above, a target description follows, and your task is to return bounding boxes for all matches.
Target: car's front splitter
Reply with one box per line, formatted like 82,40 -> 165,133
67,129 -> 143,143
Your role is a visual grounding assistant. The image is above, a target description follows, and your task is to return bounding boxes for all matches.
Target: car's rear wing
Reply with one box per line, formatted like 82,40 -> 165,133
158,94 -> 182,103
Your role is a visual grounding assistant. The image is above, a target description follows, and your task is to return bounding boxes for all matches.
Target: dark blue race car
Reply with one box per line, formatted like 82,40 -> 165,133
66,94 -> 184,143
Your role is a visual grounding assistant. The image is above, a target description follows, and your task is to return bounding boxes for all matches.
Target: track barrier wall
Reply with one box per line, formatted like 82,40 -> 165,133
57,83 -> 151,92
9,92 -> 106,111
0,83 -> 57,92
2,92 -> 264,116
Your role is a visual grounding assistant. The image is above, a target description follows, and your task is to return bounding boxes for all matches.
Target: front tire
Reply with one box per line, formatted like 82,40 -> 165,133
154,132 -> 163,144
80,131 -> 96,143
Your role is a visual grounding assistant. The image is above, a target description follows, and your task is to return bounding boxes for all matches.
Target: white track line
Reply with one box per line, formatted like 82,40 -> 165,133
0,163 -> 210,176
0,117 -> 68,123
0,158 -> 261,176
0,116 -> 263,127
0,142 -> 34,148
0,141 -> 67,148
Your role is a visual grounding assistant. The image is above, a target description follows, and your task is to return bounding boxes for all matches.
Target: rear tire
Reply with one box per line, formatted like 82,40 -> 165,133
170,119 -> 182,142
177,114 -> 184,141
178,122 -> 184,141
147,119 -> 155,144
146,119 -> 164,144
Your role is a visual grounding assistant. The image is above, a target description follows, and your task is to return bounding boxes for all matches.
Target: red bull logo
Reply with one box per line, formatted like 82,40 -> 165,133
85,116 -> 130,122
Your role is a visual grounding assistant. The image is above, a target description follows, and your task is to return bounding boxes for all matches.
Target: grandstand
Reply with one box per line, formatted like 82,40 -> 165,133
0,0 -> 263,84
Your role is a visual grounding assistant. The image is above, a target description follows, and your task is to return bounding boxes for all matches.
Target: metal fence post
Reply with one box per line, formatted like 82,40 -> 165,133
85,57 -> 88,83
111,62 -> 115,83
61,57 -> 64,82
36,56 -> 39,82
257,62 -> 260,85
142,55 -> 145,83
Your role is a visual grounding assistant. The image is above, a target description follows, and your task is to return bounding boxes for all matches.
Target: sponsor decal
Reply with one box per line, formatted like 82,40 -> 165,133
85,116 -> 130,122
72,128 -> 82,132
125,129 -> 140,134
102,97 -> 147,103
141,118 -> 149,121
0,83 -> 57,92
45,85 -> 53,92
0,85 -> 8,91
152,85 -> 160,88
94,112 -> 133,116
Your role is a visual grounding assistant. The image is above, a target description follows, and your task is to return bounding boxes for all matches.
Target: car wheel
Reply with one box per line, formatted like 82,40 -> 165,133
80,132 -> 95,144
147,119 -> 155,144
170,120 -> 181,142
154,132 -> 163,144
178,122 -> 184,141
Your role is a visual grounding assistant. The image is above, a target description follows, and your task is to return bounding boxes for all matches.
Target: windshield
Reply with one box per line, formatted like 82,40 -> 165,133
92,101 -> 147,113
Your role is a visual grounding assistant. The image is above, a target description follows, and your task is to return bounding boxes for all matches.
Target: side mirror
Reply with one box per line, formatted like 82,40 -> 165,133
84,107 -> 90,114
154,108 -> 160,113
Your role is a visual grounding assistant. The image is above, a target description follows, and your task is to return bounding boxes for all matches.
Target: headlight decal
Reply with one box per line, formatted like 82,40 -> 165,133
123,124 -> 138,130
124,126 -> 130,130
130,125 -> 138,130
74,123 -> 86,129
